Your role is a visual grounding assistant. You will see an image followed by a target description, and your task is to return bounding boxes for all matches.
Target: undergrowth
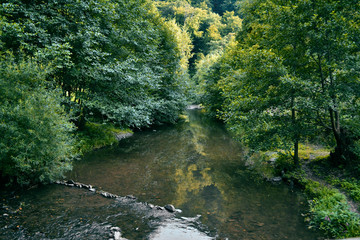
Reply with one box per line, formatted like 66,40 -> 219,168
77,122 -> 132,154
287,168 -> 360,238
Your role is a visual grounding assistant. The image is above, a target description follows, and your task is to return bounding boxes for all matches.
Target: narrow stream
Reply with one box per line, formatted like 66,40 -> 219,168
0,109 -> 322,239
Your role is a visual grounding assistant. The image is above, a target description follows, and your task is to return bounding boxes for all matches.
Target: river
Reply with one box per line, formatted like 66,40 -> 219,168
0,109 -> 322,239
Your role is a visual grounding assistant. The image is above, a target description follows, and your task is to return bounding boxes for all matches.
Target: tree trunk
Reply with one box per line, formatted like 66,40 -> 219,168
291,97 -> 300,168
329,107 -> 344,164
292,108 -> 300,168
328,69 -> 345,165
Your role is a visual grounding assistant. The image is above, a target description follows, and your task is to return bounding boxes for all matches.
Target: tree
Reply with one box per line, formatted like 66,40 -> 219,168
0,0 -> 190,129
0,54 -> 76,185
198,0 -> 360,167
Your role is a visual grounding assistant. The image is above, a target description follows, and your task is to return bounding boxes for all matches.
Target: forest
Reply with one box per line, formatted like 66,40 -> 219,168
0,0 -> 360,238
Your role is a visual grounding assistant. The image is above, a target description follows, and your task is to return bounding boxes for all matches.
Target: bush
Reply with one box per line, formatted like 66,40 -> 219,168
290,171 -> 360,238
0,56 -> 76,185
309,194 -> 360,238
77,122 -> 132,154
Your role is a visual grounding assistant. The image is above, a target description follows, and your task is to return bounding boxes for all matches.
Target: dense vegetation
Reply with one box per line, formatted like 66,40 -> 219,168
155,0 -> 242,75
196,0 -> 360,237
0,0 -> 191,185
198,0 -> 360,170
1,0 -> 360,237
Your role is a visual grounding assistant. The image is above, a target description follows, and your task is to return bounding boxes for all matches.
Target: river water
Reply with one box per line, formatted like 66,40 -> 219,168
0,109 -> 322,239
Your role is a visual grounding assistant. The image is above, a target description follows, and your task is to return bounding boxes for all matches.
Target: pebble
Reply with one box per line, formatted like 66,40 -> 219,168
114,231 -> 121,240
110,227 -> 121,232
271,176 -> 282,182
164,204 -> 176,213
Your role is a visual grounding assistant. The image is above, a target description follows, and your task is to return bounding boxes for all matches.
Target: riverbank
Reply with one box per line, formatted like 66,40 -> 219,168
252,146 -> 360,239
76,122 -> 133,154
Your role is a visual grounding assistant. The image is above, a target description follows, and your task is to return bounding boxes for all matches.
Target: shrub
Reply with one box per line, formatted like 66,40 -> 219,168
0,56 -> 76,185
77,122 -> 132,154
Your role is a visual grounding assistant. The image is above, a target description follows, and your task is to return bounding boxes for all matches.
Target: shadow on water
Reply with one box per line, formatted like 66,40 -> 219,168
0,110 -> 323,239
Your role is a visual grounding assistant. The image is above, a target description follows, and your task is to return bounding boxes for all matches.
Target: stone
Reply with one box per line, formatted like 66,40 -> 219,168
126,195 -> 136,200
271,176 -> 282,182
101,192 -> 110,198
148,204 -> 155,209
256,222 -> 265,227
110,227 -> 121,232
187,105 -> 204,110
164,204 -> 176,213
115,132 -> 133,141
114,231 -> 121,240
268,158 -> 276,164
66,180 -> 75,185
89,188 -> 96,192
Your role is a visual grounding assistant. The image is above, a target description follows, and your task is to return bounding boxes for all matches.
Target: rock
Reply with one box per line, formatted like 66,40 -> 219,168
3,213 -> 9,217
256,222 -> 265,227
101,192 -> 110,198
156,206 -> 165,210
175,209 -> 182,213
101,192 -> 117,198
271,176 -> 282,182
268,158 -> 276,164
110,227 -> 121,232
114,231 -> 121,240
115,132 -> 133,141
187,105 -> 204,110
66,180 -> 75,185
164,204 -> 176,213
125,195 -> 136,200
148,204 -> 155,209
89,188 -> 96,192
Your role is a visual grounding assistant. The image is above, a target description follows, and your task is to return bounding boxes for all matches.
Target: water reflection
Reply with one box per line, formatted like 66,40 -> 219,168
0,110 -> 322,239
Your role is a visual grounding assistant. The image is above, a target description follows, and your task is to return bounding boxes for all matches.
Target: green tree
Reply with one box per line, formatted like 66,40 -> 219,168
198,0 -> 360,167
237,0 -> 360,165
0,55 -> 76,185
0,0 -> 189,129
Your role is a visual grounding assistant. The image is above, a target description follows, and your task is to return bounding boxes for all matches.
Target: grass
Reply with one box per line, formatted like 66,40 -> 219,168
287,169 -> 360,238
280,144 -> 360,239
76,122 -> 133,154
247,143 -> 360,238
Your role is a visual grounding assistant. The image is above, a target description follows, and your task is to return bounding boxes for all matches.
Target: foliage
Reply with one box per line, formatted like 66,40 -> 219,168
287,171 -> 360,238
0,0 -> 189,130
155,0 -> 242,74
0,55 -> 76,185
328,178 -> 360,204
197,0 -> 360,167
309,194 -> 360,238
0,0 -> 192,185
77,122 -> 132,154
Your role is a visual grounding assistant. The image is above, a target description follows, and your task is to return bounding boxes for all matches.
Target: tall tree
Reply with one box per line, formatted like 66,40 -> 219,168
198,0 -> 360,166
